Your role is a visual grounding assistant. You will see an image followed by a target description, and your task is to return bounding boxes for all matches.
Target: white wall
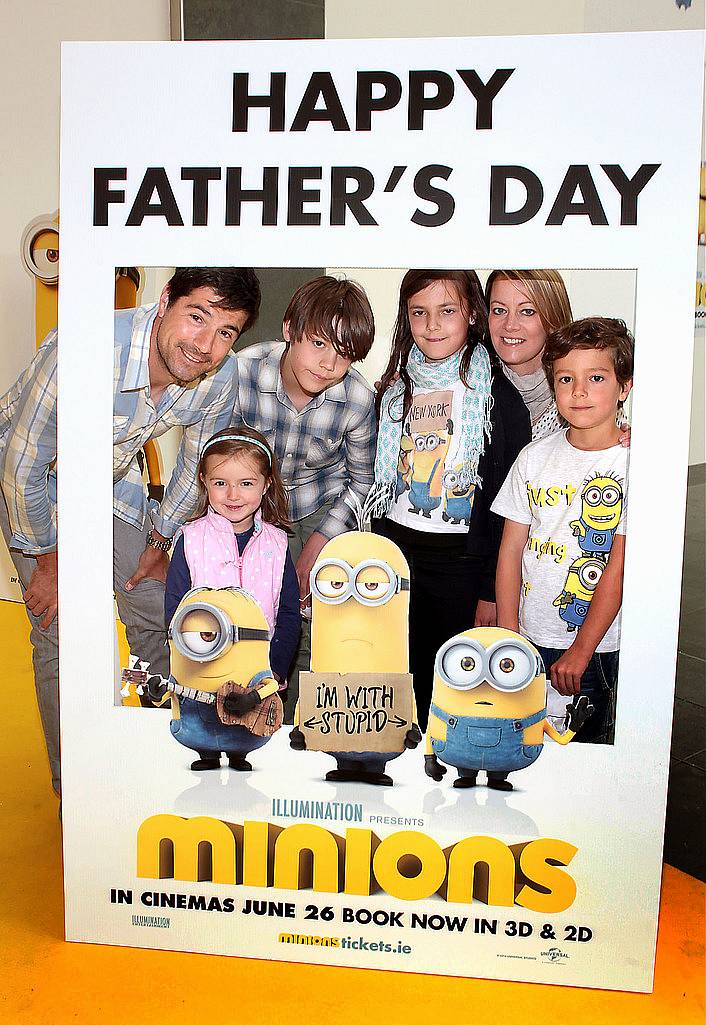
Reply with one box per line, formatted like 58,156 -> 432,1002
0,1 -> 170,599
0,0 -> 170,393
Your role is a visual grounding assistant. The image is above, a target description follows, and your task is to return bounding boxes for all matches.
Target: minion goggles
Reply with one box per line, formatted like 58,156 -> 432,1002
435,636 -> 544,693
168,599 -> 269,663
310,558 -> 410,607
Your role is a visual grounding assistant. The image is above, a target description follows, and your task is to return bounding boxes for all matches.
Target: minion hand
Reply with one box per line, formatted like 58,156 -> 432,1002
405,724 -> 422,749
146,675 -> 168,703
565,694 -> 594,733
424,754 -> 447,782
223,689 -> 262,716
289,727 -> 306,751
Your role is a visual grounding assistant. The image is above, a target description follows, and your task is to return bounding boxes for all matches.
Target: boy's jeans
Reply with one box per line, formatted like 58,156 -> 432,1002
534,646 -> 619,745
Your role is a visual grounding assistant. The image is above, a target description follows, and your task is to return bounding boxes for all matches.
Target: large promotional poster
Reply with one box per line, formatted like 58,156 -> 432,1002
57,32 -> 703,992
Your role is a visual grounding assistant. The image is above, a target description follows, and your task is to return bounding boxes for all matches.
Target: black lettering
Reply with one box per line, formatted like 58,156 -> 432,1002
225,167 -> 279,225
412,165 -> 454,227
232,72 -> 286,132
291,72 -> 350,132
456,68 -> 514,129
181,168 -> 221,226
288,167 -> 322,225
356,71 -> 403,130
489,165 -> 543,225
330,167 -> 377,225
408,71 -> 454,130
93,168 -> 127,226
126,168 -> 183,227
601,163 -> 660,225
546,165 -> 608,226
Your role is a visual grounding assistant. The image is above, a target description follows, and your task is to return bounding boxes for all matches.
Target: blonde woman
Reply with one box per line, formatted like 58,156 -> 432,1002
485,269 -> 572,439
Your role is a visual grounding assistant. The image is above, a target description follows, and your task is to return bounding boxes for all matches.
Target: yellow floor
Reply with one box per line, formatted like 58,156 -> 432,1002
1,599 -> 703,1025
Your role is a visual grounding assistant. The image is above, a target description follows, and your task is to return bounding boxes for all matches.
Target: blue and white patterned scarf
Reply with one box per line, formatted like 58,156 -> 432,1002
369,343 -> 493,519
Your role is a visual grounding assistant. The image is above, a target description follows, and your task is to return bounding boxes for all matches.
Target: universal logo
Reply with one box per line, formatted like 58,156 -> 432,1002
541,947 -> 569,964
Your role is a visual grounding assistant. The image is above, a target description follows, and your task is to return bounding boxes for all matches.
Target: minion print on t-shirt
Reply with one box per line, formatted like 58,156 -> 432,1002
388,382 -> 474,535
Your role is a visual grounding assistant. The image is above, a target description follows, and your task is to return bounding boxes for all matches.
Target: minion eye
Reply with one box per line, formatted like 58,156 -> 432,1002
316,578 -> 348,598
414,436 -> 426,451
425,435 -> 440,451
489,644 -> 533,690
356,580 -> 387,598
354,563 -> 395,603
585,486 -> 602,505
181,629 -> 222,655
602,486 -> 620,506
578,560 -> 604,590
439,642 -> 484,689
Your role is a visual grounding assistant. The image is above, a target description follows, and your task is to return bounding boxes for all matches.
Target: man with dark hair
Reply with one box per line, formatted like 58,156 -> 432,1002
0,266 -> 261,795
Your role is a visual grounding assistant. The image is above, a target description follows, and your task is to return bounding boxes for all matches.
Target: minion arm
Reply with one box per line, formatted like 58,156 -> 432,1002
543,720 -> 575,745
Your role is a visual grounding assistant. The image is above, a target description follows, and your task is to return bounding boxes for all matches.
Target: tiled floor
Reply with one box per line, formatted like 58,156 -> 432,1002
665,464 -> 706,880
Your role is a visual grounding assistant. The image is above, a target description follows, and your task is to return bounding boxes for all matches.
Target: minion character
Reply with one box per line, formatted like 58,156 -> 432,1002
424,627 -> 592,790
20,212 -> 60,348
290,531 -> 420,785
441,464 -> 475,525
149,587 -> 282,771
569,474 -> 623,558
553,555 -> 605,632
408,418 -> 453,517
396,431 -> 414,498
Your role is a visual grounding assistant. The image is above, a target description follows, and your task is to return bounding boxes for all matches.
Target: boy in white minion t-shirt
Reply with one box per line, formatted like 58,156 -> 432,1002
493,317 -> 634,744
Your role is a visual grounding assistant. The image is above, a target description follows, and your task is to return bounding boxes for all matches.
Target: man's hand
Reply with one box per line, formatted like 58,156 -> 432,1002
295,531 -> 328,608
474,600 -> 497,628
125,543 -> 169,592
550,645 -> 592,696
25,551 -> 58,629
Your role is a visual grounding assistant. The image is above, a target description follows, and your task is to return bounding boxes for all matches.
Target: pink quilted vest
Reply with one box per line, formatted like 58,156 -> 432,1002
181,507 -> 288,637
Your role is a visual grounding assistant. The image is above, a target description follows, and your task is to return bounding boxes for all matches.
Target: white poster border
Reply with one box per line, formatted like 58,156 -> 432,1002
57,32 -> 704,991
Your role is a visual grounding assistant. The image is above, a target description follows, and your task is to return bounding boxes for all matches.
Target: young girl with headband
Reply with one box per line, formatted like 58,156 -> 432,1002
165,426 -> 301,688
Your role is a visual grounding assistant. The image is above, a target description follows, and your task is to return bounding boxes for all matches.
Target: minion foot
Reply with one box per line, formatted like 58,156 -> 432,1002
228,755 -> 253,771
190,757 -> 221,771
453,773 -> 478,788
487,777 -> 513,792
358,772 -> 393,787
325,769 -> 360,782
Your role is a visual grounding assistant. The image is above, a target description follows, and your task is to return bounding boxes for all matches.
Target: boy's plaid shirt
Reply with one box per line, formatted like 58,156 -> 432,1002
232,342 -> 377,538
0,305 -> 238,554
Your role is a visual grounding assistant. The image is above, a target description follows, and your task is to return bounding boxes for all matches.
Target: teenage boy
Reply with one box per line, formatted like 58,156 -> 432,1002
493,317 -> 634,745
0,267 -> 261,794
231,275 -> 377,720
